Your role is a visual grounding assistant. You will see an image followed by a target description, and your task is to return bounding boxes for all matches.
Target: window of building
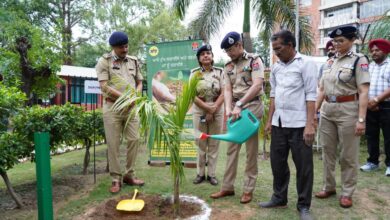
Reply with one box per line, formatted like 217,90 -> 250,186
360,0 -> 390,19
70,77 -> 97,104
301,0 -> 312,7
325,6 -> 353,18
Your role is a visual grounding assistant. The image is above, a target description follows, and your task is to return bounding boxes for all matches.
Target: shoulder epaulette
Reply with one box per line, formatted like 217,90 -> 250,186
191,67 -> 202,73
224,61 -> 233,67
102,53 -> 112,59
126,55 -> 138,61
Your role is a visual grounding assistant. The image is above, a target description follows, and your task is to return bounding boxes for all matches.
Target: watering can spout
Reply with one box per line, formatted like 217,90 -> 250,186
199,109 -> 260,144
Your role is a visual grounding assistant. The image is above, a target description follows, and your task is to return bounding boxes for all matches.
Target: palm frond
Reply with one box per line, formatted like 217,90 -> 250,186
188,0 -> 238,42
366,12 -> 390,41
172,0 -> 195,19
252,0 -> 313,53
112,71 -> 201,182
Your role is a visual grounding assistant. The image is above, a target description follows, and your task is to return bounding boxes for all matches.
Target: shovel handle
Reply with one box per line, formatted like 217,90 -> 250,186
132,189 -> 138,200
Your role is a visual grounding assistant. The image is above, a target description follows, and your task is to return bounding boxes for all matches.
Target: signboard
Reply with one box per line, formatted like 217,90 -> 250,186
84,80 -> 102,94
146,40 -> 202,164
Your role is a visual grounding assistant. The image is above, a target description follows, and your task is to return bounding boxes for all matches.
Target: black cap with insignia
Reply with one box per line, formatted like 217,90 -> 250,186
196,44 -> 212,58
109,31 -> 129,46
328,26 -> 357,38
221,32 -> 241,49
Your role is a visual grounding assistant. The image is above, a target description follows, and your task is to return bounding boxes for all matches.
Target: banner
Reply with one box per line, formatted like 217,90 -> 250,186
146,40 -> 202,164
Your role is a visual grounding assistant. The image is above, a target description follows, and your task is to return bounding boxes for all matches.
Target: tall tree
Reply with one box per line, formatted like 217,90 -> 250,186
91,0 -> 188,56
173,0 -> 313,53
0,9 -> 62,104
0,0 -> 94,65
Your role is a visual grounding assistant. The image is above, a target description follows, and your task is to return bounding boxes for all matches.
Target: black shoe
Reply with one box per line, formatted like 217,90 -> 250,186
298,207 -> 313,220
258,200 -> 287,209
207,176 -> 218,185
193,175 -> 205,184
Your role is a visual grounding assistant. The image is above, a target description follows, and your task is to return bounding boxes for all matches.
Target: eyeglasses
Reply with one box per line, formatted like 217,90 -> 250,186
332,39 -> 346,45
223,43 -> 238,53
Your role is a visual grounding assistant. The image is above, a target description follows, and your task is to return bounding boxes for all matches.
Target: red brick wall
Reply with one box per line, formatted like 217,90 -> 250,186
300,0 -> 321,56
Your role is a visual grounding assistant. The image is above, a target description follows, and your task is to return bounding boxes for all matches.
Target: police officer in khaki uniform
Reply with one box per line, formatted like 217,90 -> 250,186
314,26 -> 370,208
96,31 -> 144,193
210,32 -> 264,204
191,44 -> 224,186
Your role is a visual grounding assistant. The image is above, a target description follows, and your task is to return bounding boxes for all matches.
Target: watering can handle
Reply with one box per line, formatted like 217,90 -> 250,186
227,115 -> 242,125
132,189 -> 138,200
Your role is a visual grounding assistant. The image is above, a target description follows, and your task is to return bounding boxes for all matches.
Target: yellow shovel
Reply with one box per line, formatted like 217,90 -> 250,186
116,189 -> 145,211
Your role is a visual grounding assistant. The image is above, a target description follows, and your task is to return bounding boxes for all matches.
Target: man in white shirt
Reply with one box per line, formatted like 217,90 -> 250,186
259,30 -> 317,220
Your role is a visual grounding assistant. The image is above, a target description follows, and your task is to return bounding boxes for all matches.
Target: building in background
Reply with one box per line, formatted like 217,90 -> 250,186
318,0 -> 390,55
299,0 -> 390,56
300,0 -> 322,56
54,65 -> 103,110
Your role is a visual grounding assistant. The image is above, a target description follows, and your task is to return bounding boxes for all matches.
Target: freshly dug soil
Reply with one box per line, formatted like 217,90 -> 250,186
81,194 -> 202,220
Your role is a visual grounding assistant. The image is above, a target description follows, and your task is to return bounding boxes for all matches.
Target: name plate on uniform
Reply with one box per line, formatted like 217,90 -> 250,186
84,80 -> 102,94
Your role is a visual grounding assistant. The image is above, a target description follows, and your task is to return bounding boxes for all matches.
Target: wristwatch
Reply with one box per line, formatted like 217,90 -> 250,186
358,117 -> 365,123
235,100 -> 243,108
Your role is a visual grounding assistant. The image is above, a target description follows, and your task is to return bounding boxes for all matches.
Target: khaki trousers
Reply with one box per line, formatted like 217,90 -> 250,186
193,106 -> 224,177
319,102 -> 360,197
221,100 -> 263,193
103,101 -> 139,181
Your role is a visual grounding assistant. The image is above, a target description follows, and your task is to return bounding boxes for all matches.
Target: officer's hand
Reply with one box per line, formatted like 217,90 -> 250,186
205,113 -> 214,123
265,121 -> 272,135
355,121 -> 366,136
367,99 -> 378,110
208,104 -> 217,114
303,124 -> 315,146
230,106 -> 242,122
226,109 -> 232,118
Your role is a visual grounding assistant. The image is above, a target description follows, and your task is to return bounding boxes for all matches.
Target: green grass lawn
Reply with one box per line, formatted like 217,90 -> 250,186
1,141 -> 390,220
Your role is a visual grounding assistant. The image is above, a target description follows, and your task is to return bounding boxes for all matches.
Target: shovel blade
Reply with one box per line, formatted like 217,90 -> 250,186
116,199 -> 145,211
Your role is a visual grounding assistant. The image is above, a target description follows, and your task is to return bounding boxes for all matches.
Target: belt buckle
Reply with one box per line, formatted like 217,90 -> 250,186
329,96 -> 337,103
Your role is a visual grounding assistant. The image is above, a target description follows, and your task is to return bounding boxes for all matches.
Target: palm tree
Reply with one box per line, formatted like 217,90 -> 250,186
363,10 -> 390,49
112,72 -> 200,218
173,0 -> 313,53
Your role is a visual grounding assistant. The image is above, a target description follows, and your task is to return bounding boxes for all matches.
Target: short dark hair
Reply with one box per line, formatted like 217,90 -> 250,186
271,30 -> 296,48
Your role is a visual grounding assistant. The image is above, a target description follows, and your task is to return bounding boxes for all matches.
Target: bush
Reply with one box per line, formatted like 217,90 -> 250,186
0,84 -> 26,132
0,132 -> 31,173
11,103 -> 105,154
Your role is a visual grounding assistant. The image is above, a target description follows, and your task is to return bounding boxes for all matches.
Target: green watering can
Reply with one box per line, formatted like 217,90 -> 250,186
199,109 -> 260,144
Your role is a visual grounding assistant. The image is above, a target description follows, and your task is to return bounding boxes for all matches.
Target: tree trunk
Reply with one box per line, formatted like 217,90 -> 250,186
173,173 -> 180,218
83,138 -> 91,175
16,37 -> 34,104
0,170 -> 23,208
242,0 -> 253,52
242,32 -> 253,53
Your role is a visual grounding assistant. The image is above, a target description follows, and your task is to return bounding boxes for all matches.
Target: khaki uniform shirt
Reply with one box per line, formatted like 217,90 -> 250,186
191,66 -> 224,113
191,67 -> 224,101
320,51 -> 370,119
320,51 -> 370,97
223,52 -> 265,100
95,52 -> 143,100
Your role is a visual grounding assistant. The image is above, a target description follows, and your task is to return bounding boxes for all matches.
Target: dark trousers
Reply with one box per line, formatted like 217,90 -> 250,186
270,126 -> 313,209
365,102 -> 390,167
